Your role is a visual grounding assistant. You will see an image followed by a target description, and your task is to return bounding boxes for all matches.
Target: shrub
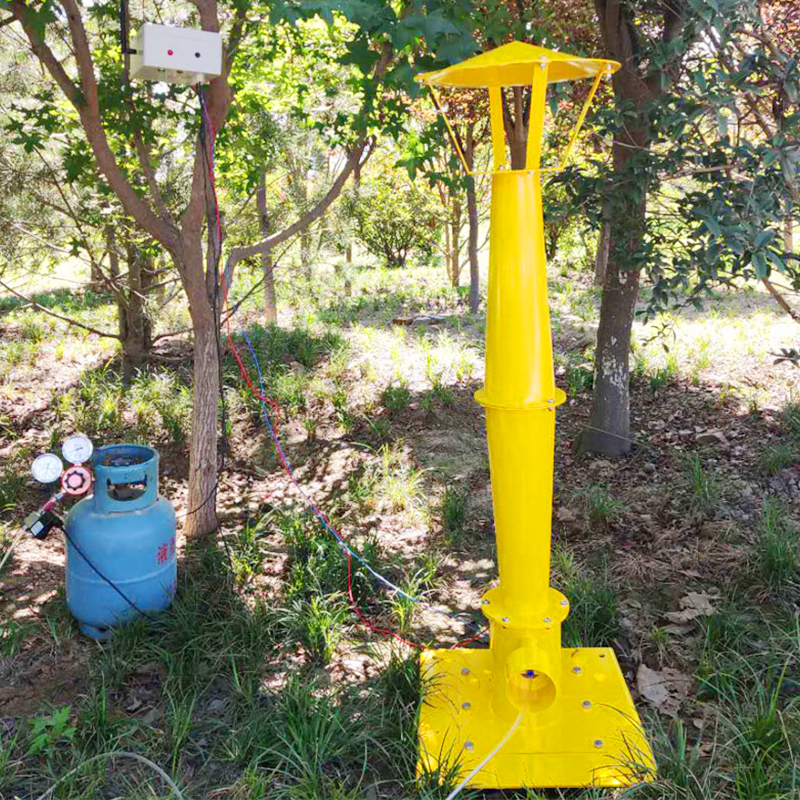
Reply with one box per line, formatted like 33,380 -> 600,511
350,174 -> 441,268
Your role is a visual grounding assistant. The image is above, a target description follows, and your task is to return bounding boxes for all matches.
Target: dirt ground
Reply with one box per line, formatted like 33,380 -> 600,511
1,264 -> 799,797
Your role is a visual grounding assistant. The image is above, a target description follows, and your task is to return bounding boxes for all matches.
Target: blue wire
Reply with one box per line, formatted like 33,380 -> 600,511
239,328 -> 456,616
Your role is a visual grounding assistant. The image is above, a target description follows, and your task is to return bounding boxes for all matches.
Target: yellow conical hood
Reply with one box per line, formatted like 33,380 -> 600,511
416,41 -> 619,87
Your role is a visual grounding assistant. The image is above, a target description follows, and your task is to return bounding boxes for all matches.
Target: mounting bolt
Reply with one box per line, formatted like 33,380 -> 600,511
543,617 -> 551,623
482,599 -> 490,605
582,700 -> 592,709
594,739 -> 604,748
572,666 -> 582,675
462,702 -> 471,710
461,667 -> 470,675
547,397 -> 555,403
560,599 -> 568,607
502,617 -> 510,623
465,740 -> 475,751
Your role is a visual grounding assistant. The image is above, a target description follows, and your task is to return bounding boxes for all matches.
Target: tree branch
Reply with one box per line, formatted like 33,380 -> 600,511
0,278 -> 121,339
9,0 -> 178,250
763,277 -> 800,323
225,137 -> 371,271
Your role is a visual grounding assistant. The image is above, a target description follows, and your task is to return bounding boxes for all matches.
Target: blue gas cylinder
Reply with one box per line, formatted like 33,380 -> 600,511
65,444 -> 176,640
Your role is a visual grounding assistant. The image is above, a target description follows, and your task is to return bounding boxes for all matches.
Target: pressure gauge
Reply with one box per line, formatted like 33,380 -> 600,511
62,434 -> 94,465
31,453 -> 64,484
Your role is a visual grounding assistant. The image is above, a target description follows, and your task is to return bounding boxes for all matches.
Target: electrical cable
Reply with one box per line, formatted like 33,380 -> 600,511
238,328 -> 429,607
175,86 -> 226,526
237,328 -> 488,650
63,528 -> 157,622
189,83 -> 485,649
443,711 -> 523,800
34,750 -> 185,800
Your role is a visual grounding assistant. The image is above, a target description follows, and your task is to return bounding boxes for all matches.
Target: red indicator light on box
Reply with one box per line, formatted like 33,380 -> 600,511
167,49 -> 173,55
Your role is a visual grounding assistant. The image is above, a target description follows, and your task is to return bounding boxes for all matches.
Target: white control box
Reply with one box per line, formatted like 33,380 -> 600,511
130,23 -> 222,85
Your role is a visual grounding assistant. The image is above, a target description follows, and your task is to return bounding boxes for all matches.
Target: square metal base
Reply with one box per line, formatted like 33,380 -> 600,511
418,647 -> 655,789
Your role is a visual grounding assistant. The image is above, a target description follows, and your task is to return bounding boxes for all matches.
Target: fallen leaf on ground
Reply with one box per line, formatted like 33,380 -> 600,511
664,591 -> 718,623
637,664 -> 692,717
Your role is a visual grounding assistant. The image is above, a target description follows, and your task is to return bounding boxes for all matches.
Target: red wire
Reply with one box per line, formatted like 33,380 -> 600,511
225,330 -> 282,419
200,90 -> 484,655
346,551 -> 424,649
451,627 -> 489,649
227,331 -> 488,652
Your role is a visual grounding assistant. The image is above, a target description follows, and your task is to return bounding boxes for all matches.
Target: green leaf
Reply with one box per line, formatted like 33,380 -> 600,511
754,229 -> 775,250
703,217 -> 722,237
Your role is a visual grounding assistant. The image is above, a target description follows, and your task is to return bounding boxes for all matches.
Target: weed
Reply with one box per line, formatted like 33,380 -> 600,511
759,443 -> 795,476
346,468 -> 377,511
649,357 -> 679,390
0,467 -> 26,514
753,498 -> 798,594
782,399 -> 800,444
268,678 -> 362,798
382,382 -> 411,412
282,594 -> 348,664
229,517 -> 270,586
302,413 -> 320,441
454,353 -> 473,381
61,367 -> 126,438
364,414 -> 392,441
246,323 -> 343,370
27,705 -> 76,757
0,619 -> 33,658
552,548 -> 619,647
685,455 -> 721,518
566,363 -> 594,395
647,626 -> 671,666
332,384 -> 354,430
282,511 -> 378,606
578,482 -> 625,526
132,370 -> 192,445
167,690 -> 197,771
377,442 -> 425,515
439,485 -> 467,545
271,367 -> 309,415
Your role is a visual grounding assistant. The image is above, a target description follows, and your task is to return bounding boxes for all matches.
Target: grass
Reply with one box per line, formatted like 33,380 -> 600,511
4,260 -> 800,799
753,497 -> 799,595
685,454 -> 722,518
759,443 -> 795,475
439,484 -> 467,545
552,547 -> 620,648
577,482 -> 626,526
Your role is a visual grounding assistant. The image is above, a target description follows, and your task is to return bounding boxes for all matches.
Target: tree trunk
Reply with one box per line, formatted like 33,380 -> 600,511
581,136 -> 647,457
181,240 -> 220,540
465,125 -> 480,314
257,170 -> 277,325
89,260 -> 104,293
784,212 -> 793,253
105,224 -> 120,278
581,0 -> 678,457
120,239 -> 154,383
595,221 -> 610,286
299,177 -> 312,281
450,201 -> 461,287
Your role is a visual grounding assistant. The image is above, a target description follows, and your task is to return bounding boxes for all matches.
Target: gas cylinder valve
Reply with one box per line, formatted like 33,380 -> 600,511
25,435 -> 95,537
23,507 -> 63,540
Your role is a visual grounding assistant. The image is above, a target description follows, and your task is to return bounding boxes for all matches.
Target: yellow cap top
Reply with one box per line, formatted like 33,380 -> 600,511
416,41 -> 619,88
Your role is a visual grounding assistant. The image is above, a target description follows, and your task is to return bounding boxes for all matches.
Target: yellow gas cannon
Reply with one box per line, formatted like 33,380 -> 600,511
415,42 -> 655,790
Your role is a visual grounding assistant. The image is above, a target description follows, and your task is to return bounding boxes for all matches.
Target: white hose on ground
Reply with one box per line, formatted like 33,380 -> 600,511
34,750 -> 186,800
444,711 -> 524,800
